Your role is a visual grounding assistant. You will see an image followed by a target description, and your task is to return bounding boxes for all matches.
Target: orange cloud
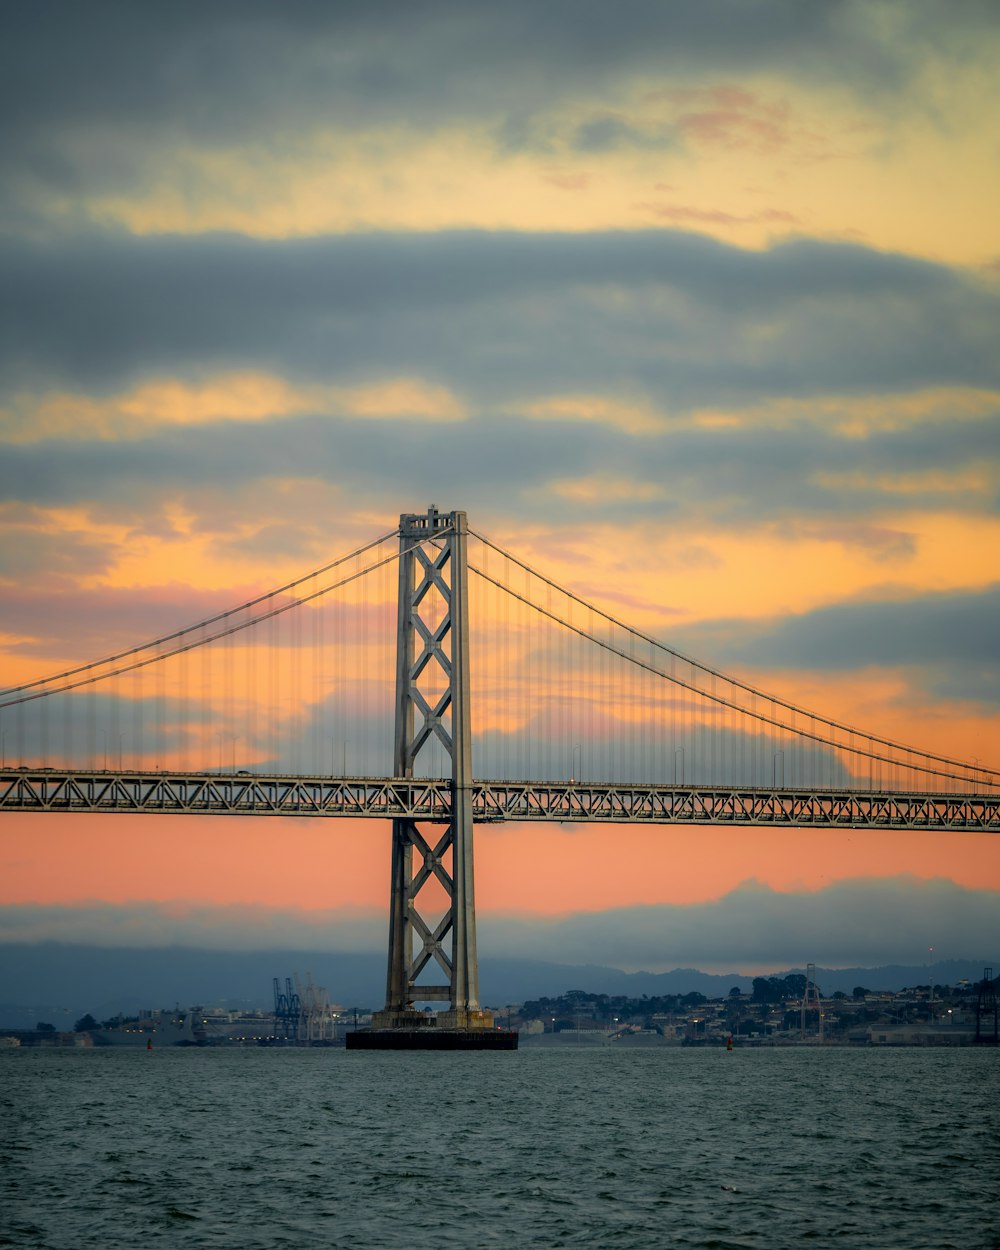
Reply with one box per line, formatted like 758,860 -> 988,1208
635,201 -> 800,225
1,373 -> 466,444
541,172 -> 593,191
499,510 -> 1000,640
675,104 -> 792,154
519,392 -> 661,434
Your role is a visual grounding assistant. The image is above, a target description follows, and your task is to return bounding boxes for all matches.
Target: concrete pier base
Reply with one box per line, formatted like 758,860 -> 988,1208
346,1028 -> 518,1050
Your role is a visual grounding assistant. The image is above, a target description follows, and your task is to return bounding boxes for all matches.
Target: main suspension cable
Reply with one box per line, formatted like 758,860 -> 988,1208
0,531 -> 452,710
1,528 -> 401,700
467,553 -> 999,789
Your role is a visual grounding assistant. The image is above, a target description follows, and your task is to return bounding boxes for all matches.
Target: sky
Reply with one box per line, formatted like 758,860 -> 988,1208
1,0 -> 999,980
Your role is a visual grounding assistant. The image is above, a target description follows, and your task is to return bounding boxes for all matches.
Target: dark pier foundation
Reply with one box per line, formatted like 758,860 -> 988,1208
347,1028 -> 518,1050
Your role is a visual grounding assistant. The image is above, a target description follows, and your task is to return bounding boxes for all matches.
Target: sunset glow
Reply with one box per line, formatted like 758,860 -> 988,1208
1,2 -> 998,975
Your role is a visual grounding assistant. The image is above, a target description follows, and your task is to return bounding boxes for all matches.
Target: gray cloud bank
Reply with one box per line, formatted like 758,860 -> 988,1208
673,583 -> 1000,711
1,230 -> 997,541
4,1 -> 992,193
4,230 -> 996,402
1,876 -> 995,973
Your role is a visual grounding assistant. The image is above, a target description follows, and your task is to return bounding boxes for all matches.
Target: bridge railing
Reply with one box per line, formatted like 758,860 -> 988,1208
1,769 -> 997,831
1,523 -> 996,798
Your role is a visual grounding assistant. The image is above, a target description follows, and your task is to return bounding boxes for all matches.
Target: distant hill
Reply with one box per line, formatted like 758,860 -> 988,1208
484,957 -> 991,1001
0,943 -> 992,1028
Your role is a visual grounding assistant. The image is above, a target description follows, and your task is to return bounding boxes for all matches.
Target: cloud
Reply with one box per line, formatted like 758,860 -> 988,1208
0,2 -> 955,171
539,172 -> 593,192
687,583 -> 1000,672
0,413 -> 613,520
0,516 -> 114,582
1,374 -> 465,444
480,876 -> 999,972
0,900 -> 386,952
7,385 -> 990,537
1,399 -> 994,540
0,875 -> 994,973
572,114 -> 677,154
671,583 -> 1000,713
1,228 -> 997,412
3,2 -> 997,258
636,202 -> 800,226
0,582 -> 263,655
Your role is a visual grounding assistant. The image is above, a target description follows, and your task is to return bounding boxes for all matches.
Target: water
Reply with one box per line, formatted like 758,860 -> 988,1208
2,1046 -> 998,1249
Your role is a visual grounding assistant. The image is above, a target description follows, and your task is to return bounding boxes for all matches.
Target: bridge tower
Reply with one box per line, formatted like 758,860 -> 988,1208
370,507 -> 494,1035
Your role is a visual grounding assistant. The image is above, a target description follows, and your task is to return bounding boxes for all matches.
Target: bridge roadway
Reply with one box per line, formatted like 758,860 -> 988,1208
0,769 -> 997,830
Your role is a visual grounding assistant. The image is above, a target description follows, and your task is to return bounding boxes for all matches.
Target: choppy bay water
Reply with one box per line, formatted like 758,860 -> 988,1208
2,1045 -> 998,1249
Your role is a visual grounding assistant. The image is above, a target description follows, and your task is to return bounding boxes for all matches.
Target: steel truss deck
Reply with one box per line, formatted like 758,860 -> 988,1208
0,770 -> 996,830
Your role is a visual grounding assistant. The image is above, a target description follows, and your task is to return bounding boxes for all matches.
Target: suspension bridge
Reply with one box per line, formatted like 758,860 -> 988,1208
1,506 -> 997,1038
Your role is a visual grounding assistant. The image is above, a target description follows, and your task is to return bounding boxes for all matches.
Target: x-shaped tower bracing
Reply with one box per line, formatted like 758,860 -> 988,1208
375,507 -> 490,1030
